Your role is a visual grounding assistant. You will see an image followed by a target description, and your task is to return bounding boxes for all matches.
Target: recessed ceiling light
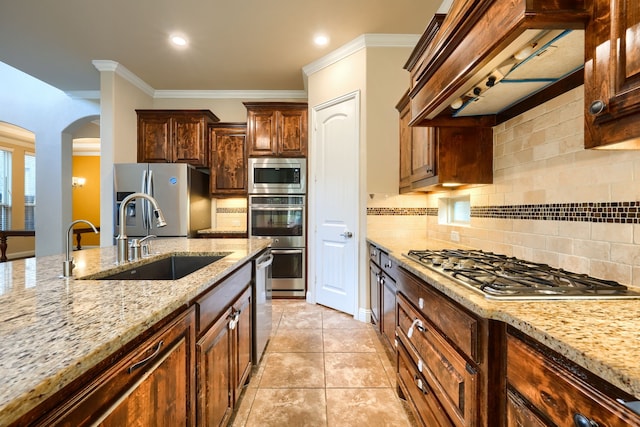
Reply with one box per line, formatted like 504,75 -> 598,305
314,35 -> 329,46
170,34 -> 188,47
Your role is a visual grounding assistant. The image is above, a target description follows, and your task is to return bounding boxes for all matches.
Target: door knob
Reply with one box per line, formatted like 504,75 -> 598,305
340,231 -> 353,238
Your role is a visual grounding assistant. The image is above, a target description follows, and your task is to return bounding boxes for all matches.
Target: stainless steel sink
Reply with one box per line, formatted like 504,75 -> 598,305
93,255 -> 226,280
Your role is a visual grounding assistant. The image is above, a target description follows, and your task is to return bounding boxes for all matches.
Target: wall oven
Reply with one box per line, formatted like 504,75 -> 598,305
249,194 -> 305,297
248,158 -> 306,194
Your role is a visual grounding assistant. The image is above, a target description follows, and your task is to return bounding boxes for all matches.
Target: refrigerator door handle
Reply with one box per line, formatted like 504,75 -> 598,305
146,170 -> 154,231
141,170 -> 149,230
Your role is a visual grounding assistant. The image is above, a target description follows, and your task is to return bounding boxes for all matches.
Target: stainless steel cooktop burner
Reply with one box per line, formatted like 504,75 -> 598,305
404,249 -> 640,300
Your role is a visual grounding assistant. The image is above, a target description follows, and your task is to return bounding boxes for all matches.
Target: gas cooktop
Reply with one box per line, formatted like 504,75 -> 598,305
404,249 -> 640,300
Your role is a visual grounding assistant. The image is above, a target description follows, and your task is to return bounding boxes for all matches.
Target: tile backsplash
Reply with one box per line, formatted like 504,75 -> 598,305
211,198 -> 247,230
368,86 -> 640,288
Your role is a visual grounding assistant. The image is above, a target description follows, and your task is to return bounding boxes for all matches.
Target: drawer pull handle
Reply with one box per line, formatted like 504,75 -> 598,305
413,375 -> 428,395
573,413 -> 599,427
384,260 -> 392,269
128,340 -> 164,374
407,318 -> 424,338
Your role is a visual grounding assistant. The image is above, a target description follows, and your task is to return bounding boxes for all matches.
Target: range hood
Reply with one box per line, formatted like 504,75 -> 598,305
451,29 -> 584,117
406,0 -> 589,127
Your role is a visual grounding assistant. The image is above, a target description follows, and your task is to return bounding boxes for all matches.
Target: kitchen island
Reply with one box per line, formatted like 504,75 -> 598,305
369,235 -> 640,423
0,237 -> 271,426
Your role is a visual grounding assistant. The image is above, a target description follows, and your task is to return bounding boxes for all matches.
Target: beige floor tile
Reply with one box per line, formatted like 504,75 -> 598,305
269,328 -> 324,353
244,388 -> 327,427
323,328 -> 377,353
322,309 -> 370,329
279,310 -> 323,329
230,385 -> 258,427
324,353 -> 390,388
259,352 -> 325,388
326,388 -> 413,427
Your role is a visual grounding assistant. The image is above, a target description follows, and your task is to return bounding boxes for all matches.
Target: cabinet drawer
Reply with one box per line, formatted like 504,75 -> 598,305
507,333 -> 640,427
397,294 -> 478,427
397,267 -> 478,361
397,340 -> 453,427
196,262 -> 252,335
380,251 -> 398,278
368,243 -> 381,266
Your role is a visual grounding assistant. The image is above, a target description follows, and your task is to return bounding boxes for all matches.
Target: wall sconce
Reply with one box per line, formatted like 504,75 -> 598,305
72,177 -> 86,188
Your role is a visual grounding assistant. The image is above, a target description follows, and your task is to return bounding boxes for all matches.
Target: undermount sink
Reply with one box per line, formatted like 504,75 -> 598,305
92,254 -> 227,280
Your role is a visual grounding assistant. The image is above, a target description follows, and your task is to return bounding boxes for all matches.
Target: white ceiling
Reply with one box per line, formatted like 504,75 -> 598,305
0,0 -> 441,93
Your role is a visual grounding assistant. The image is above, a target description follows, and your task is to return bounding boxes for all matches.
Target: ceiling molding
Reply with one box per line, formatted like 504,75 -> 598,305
73,137 -> 100,156
302,33 -> 421,79
154,90 -> 308,99
92,60 -> 155,97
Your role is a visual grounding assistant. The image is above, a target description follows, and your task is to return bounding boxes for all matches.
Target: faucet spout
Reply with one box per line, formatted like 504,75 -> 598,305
63,219 -> 98,277
116,192 -> 167,264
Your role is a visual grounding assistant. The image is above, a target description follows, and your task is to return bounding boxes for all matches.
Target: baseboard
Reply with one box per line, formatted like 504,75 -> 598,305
357,307 -> 372,323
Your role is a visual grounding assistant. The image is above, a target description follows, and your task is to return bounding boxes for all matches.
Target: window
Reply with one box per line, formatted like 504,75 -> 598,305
438,194 -> 471,226
0,148 -> 12,230
24,153 -> 35,230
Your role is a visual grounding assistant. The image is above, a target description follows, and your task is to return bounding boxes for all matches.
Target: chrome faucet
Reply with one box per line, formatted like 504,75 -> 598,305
130,234 -> 156,261
116,193 -> 166,264
63,219 -> 98,277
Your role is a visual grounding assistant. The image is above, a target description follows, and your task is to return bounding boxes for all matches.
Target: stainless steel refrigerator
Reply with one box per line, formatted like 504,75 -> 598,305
114,163 -> 211,238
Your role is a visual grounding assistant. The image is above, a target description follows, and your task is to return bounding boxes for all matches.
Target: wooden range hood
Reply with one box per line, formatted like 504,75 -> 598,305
407,0 -> 590,128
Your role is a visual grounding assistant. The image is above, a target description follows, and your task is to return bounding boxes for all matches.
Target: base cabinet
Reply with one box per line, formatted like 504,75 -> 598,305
30,308 -> 197,427
506,329 -> 640,427
368,243 -> 397,356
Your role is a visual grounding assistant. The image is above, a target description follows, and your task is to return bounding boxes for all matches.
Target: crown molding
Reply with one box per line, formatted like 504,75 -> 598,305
302,33 -> 421,79
92,60 -> 155,97
154,89 -> 307,99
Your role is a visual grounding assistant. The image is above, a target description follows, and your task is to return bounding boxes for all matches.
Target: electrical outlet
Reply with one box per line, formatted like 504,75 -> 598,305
450,230 -> 460,242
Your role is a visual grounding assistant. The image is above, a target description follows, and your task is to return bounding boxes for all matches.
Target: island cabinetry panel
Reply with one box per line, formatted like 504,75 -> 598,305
137,110 -> 219,167
209,123 -> 247,196
26,307 -> 197,427
585,0 -> 640,149
506,328 -> 640,427
244,102 -> 308,157
195,262 -> 252,427
395,266 -> 505,426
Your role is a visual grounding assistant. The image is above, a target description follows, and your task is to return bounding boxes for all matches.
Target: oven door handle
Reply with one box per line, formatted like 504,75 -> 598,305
270,249 -> 303,255
256,254 -> 274,270
250,207 -> 303,211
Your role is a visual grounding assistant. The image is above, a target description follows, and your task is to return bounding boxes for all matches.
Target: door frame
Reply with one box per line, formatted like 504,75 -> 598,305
307,90 -> 366,320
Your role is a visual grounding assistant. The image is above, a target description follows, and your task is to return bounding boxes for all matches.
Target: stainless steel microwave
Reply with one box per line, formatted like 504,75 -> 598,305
248,158 -> 307,194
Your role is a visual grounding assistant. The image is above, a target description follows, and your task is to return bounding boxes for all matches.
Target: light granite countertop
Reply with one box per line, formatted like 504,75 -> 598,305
0,237 -> 271,426
368,236 -> 640,401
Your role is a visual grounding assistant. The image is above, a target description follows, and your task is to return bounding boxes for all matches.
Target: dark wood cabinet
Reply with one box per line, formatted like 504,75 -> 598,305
209,123 -> 247,196
368,243 -> 397,357
369,260 -> 381,325
137,110 -> 219,167
584,0 -> 640,149
31,308 -> 197,427
244,102 -> 308,157
195,262 -> 252,427
395,266 -> 505,427
506,329 -> 640,427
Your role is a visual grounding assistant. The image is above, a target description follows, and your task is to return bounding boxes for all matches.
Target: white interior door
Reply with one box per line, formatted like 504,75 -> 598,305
312,92 -> 359,315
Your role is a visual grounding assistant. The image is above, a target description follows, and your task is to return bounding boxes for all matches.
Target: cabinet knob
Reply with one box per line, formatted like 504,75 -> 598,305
589,100 -> 606,115
573,413 -> 599,427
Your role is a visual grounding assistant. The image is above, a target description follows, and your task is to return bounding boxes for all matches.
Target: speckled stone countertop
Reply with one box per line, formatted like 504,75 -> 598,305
368,236 -> 640,400
0,237 -> 270,426
197,228 -> 247,237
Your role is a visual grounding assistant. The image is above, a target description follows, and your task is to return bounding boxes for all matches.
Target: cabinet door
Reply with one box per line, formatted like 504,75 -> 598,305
398,98 -> 413,193
381,273 -> 396,352
411,126 -> 436,182
247,111 -> 277,156
585,0 -> 640,149
37,309 -> 197,427
277,108 -> 307,157
197,308 -> 233,427
210,125 -> 247,196
369,261 -> 381,325
233,286 -> 252,403
173,115 -> 209,167
138,113 -> 172,163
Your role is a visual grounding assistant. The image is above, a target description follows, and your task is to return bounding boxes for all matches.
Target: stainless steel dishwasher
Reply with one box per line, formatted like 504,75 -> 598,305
253,249 -> 273,364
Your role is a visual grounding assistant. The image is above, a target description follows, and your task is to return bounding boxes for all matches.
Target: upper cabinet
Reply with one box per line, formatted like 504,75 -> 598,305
584,0 -> 640,149
137,110 -> 219,167
406,0 -> 589,127
244,102 -> 308,157
209,123 -> 247,196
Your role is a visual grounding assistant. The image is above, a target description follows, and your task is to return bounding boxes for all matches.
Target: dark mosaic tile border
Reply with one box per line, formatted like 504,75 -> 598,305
366,207 -> 427,216
369,202 -> 640,223
216,207 -> 247,214
471,202 -> 640,223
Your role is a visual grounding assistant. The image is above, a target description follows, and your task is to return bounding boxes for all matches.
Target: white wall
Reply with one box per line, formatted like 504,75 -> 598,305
0,62 -> 100,256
